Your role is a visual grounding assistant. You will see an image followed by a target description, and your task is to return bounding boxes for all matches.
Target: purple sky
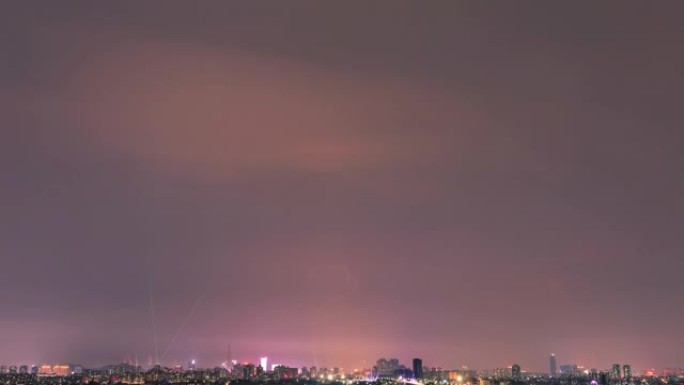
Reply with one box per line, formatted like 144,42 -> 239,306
1,1 -> 683,373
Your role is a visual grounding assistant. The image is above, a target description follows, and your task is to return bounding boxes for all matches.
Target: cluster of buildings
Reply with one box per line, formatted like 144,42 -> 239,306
0,357 -> 682,385
0,364 -> 78,377
548,354 -> 638,385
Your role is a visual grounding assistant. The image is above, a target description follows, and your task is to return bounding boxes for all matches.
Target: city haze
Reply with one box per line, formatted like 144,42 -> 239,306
1,1 -> 683,372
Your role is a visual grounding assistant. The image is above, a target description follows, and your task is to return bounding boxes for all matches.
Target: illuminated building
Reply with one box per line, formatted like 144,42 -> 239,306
549,354 -> 557,377
260,357 -> 268,372
9,366 -> 17,374
38,365 -> 52,376
413,358 -> 423,379
54,365 -> 71,376
189,360 -> 197,371
19,365 -> 28,374
38,365 -> 71,377
448,371 -> 464,381
231,363 -> 256,380
623,365 -> 631,382
0,366 -> 6,374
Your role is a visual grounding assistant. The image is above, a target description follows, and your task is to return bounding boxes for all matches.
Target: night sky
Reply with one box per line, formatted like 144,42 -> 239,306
2,1 -> 683,373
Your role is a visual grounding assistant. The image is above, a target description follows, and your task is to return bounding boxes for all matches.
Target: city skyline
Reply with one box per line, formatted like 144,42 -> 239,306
2,357 -> 678,385
0,356 -> 656,375
0,350 -> 668,375
2,0 -> 683,374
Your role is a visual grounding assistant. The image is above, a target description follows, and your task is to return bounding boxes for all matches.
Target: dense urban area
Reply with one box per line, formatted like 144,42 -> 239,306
0,356 -> 682,385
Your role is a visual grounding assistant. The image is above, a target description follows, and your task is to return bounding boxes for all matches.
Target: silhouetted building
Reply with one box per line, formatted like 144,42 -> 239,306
560,364 -> 579,375
512,364 -> 521,380
273,366 -> 298,379
413,358 -> 423,379
550,354 -> 557,377
600,372 -> 609,385
374,358 -> 401,379
623,365 -> 631,382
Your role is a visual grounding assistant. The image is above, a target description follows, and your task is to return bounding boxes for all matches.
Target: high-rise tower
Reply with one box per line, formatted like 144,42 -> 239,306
412,358 -> 423,380
512,364 -> 522,380
549,354 -> 557,377
612,364 -> 621,381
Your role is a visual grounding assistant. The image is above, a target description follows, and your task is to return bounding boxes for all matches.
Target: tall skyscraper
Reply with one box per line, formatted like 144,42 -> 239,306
611,365 -> 621,382
549,354 -> 557,377
623,365 -> 631,382
260,357 -> 268,372
413,358 -> 423,380
512,364 -> 521,380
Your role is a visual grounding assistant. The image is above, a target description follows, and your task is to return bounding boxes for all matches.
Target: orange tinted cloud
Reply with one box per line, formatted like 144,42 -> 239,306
35,36 -> 479,178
